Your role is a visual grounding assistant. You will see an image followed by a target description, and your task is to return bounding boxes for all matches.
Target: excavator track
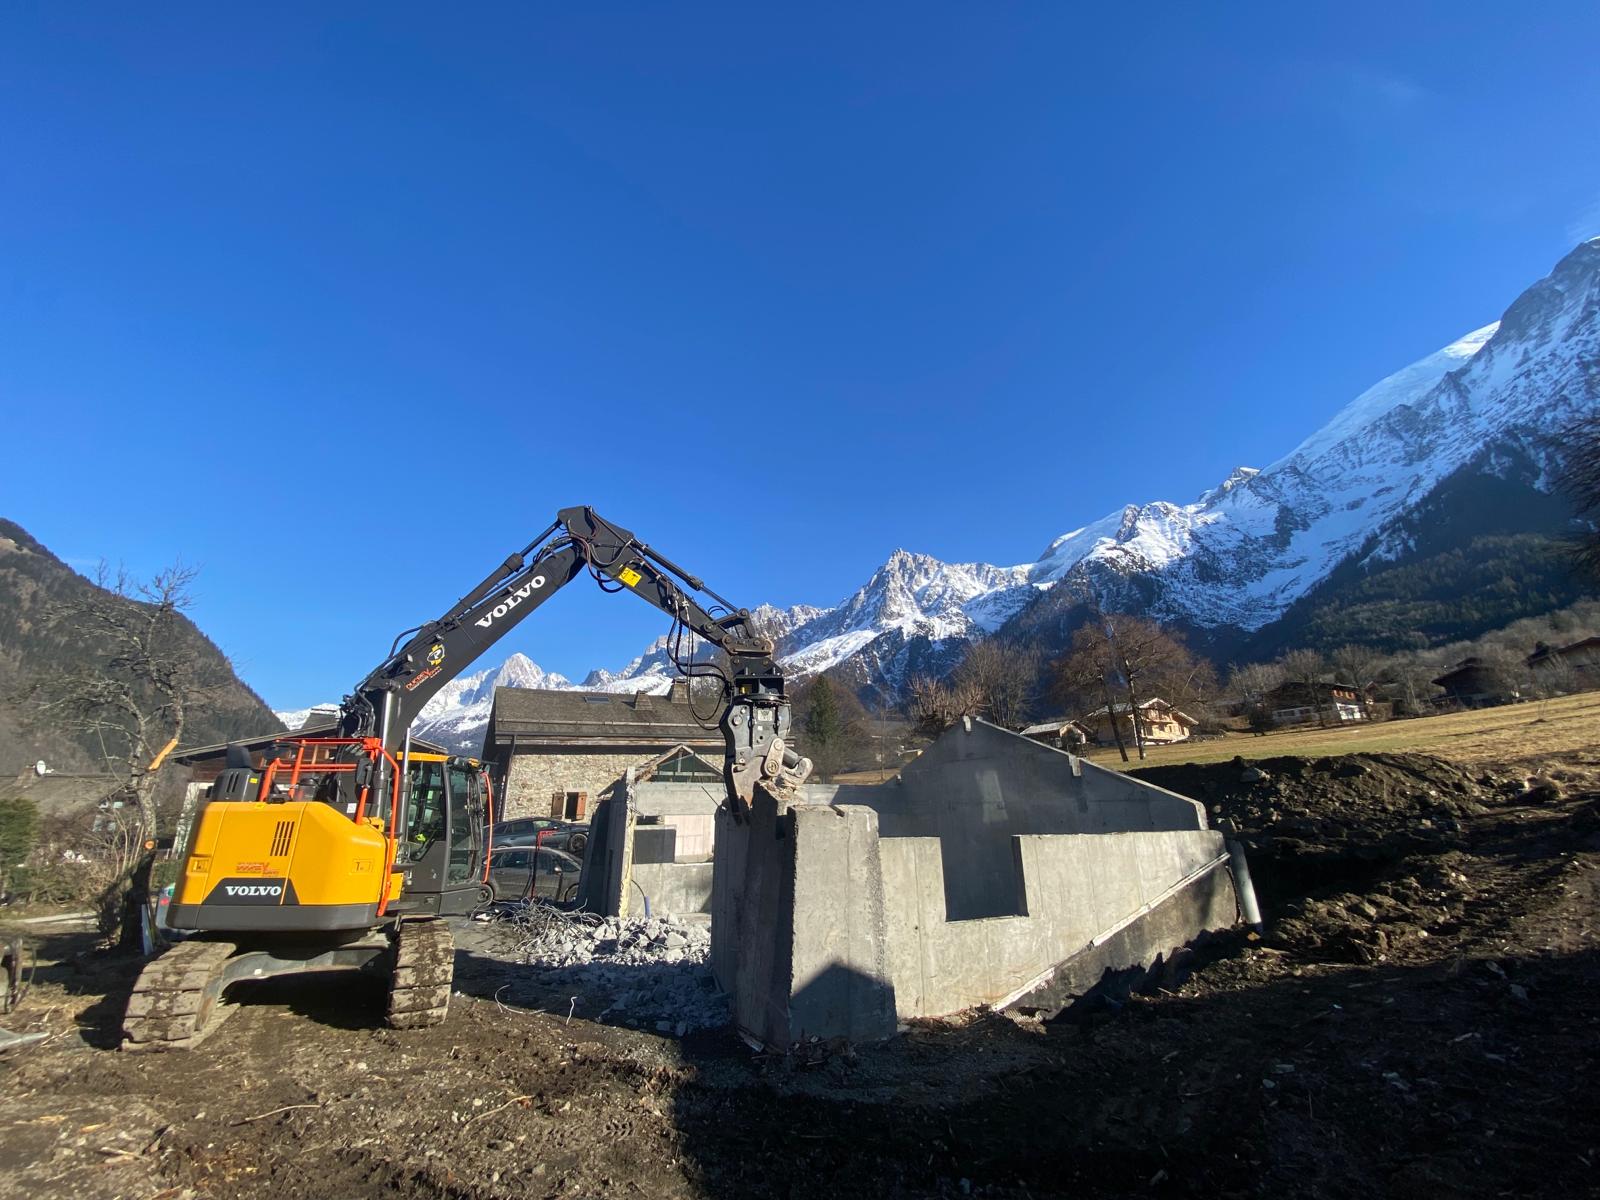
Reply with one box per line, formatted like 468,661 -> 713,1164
123,938 -> 238,1051
386,918 -> 453,1030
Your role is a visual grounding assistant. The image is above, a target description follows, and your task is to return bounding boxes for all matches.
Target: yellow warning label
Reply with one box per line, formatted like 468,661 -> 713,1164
618,566 -> 643,587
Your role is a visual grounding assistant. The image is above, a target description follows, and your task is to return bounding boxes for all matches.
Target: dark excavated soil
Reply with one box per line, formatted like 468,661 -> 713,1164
3,748 -> 1598,1199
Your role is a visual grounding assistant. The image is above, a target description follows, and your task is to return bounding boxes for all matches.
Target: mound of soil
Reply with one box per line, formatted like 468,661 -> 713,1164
1137,752 -> 1600,965
1137,752 -> 1504,865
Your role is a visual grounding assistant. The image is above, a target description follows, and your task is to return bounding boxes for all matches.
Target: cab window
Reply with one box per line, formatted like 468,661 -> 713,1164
396,761 -> 446,864
446,764 -> 478,884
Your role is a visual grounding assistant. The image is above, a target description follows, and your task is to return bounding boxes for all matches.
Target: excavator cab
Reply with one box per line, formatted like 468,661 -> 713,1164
165,741 -> 494,934
389,752 -> 495,917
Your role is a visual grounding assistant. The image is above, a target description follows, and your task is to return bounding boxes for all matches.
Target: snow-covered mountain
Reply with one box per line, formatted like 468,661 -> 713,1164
278,241 -> 1598,749
1006,238 -> 1597,644
408,652 -> 573,753
274,652 -> 575,756
273,704 -> 340,732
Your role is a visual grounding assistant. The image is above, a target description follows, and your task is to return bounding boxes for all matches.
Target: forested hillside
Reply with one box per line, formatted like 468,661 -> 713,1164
0,518 -> 283,775
1235,447 -> 1591,660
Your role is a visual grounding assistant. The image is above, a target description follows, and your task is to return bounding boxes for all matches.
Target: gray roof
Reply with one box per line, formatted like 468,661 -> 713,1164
1086,698 -> 1197,724
485,687 -> 723,749
1020,718 -> 1092,737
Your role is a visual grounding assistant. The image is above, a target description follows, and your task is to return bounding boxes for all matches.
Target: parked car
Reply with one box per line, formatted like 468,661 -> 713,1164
490,816 -> 590,855
485,845 -> 582,904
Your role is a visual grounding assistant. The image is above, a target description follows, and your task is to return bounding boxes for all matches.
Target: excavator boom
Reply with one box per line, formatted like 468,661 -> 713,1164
340,505 -> 810,810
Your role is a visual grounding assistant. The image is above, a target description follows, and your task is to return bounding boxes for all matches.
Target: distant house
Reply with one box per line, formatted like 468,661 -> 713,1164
1019,718 -> 1095,751
481,680 -> 723,821
1431,658 -> 1516,708
1082,699 -> 1196,747
1262,680 -> 1367,725
1526,637 -> 1600,692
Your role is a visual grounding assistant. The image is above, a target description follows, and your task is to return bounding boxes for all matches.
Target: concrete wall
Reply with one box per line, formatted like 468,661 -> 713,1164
711,791 -> 897,1049
630,861 -> 714,918
880,829 -> 1235,1016
815,718 -> 1206,836
632,782 -> 721,862
574,779 -> 635,916
807,718 -> 1208,921
580,777 -> 722,918
711,720 -> 1246,1048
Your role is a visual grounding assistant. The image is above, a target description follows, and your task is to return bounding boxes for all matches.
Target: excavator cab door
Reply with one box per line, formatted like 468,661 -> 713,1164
390,757 -> 490,917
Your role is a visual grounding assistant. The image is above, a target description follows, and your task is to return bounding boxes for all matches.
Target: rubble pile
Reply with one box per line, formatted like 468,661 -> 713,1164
496,906 -> 727,1034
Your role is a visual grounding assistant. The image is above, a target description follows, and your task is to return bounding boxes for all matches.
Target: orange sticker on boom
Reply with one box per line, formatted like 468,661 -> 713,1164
618,566 -> 643,587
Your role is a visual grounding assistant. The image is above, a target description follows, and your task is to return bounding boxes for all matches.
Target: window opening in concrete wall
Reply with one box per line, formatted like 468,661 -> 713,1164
941,834 -> 1030,921
937,767 -> 1031,922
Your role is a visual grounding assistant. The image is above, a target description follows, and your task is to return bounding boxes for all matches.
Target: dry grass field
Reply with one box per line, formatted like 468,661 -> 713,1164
1082,690 -> 1600,770
827,692 -> 1600,785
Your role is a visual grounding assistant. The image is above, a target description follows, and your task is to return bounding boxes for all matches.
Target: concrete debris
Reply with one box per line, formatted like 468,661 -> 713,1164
495,906 -> 727,1033
0,1027 -> 49,1053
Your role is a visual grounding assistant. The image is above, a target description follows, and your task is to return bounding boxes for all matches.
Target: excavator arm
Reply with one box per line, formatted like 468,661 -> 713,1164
338,506 -> 811,811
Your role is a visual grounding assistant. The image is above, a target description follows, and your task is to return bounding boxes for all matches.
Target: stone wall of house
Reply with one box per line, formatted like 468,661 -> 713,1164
502,749 -> 659,820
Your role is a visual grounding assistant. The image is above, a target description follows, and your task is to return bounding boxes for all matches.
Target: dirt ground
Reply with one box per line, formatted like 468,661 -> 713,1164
3,746 -> 1598,1200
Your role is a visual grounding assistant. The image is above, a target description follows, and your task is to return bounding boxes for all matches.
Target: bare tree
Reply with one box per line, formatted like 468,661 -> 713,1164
1527,649 -> 1576,714
1067,614 -> 1211,760
1330,643 -> 1384,720
1226,661 -> 1285,707
1227,660 -> 1286,730
951,639 -> 1037,730
32,562 -> 225,943
1050,624 -> 1133,762
905,674 -> 981,739
1379,652 -> 1443,717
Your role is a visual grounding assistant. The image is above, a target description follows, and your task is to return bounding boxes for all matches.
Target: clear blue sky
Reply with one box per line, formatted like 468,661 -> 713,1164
3,5 -> 1598,709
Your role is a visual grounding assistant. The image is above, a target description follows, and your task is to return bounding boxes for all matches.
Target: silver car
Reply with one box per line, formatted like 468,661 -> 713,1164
485,845 -> 581,904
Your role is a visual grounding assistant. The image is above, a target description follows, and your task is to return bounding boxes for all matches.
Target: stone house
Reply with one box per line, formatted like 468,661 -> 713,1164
481,680 -> 724,821
1082,699 -> 1196,746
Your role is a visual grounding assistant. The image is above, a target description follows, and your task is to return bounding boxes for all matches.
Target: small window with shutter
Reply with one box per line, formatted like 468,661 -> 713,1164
552,791 -> 587,820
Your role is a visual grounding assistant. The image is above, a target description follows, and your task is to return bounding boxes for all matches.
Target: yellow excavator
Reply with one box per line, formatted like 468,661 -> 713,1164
123,507 -> 811,1049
